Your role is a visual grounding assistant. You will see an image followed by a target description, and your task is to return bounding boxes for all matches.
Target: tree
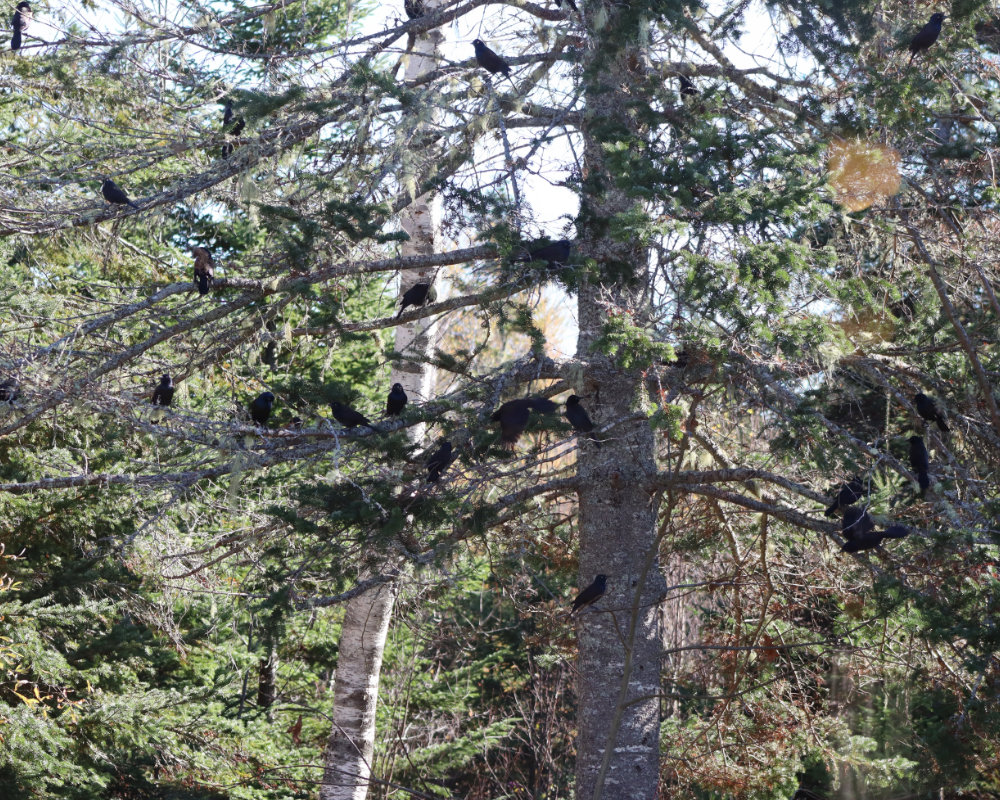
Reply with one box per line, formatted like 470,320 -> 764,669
3,0 -> 1000,797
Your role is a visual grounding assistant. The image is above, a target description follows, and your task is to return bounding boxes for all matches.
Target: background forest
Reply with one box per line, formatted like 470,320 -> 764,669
2,0 -> 1000,797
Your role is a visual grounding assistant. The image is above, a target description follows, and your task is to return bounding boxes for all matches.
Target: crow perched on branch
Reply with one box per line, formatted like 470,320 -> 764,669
101,178 -> 139,209
909,12 -> 945,62
842,523 -> 910,553
517,239 -> 571,270
222,102 -> 245,157
192,248 -> 214,295
151,375 -> 175,407
250,392 -> 275,428
331,401 -> 377,431
397,282 -> 435,317
914,393 -> 949,432
570,574 -> 607,615
386,383 -> 407,416
678,74 -> 698,98
491,397 -> 558,446
842,506 -> 876,540
473,39 -> 515,85
565,395 -> 600,447
10,2 -> 30,52
824,477 -> 868,518
909,435 -> 931,494
425,440 -> 454,484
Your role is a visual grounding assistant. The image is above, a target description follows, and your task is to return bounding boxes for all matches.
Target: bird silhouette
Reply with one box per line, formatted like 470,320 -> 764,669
842,523 -> 910,553
151,375 -> 175,407
473,39 -> 515,85
518,239 -> 571,269
101,178 -> 139,209
570,574 -> 608,615
10,2 -> 30,52
909,12 -> 945,62
909,435 -> 931,495
404,0 -> 423,18
824,477 -> 868,518
425,440 -> 454,483
842,506 -> 876,541
565,395 -> 600,447
192,247 -> 214,295
397,282 -> 435,317
386,383 -> 407,416
250,391 -> 275,428
678,74 -> 698,98
331,401 -> 377,431
492,397 -> 559,447
222,101 -> 245,157
914,393 -> 948,432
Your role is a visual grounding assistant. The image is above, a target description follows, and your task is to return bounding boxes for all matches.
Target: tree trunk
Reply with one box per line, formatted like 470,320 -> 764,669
574,12 -> 666,799
321,581 -> 399,800
257,641 -> 277,709
319,17 -> 444,800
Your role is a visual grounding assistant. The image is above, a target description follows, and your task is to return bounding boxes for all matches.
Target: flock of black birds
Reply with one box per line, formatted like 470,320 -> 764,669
5,6 -> 949,615
145,374 -> 599,493
824,392 -> 950,555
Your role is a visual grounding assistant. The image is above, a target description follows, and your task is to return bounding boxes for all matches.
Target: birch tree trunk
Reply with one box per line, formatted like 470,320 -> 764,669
319,18 -> 445,800
574,13 -> 667,799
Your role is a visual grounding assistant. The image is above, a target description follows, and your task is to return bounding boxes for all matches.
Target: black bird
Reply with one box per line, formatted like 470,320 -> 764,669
101,178 -> 139,209
824,477 -> 867,518
518,239 -> 571,269
403,0 -> 423,18
0,378 -> 18,404
222,102 -> 245,157
678,74 -> 698,98
472,39 -> 514,84
331,400 -> 377,431
425,440 -> 454,483
491,397 -> 558,446
570,574 -> 608,615
10,1 -> 30,52
386,383 -> 407,416
554,0 -> 578,10
192,247 -> 214,295
842,506 -> 876,541
397,282 -> 435,317
909,435 -> 931,494
151,375 -> 175,407
909,12 -> 945,62
914,392 -> 949,432
250,391 -> 275,428
841,523 -> 910,553
565,395 -> 600,447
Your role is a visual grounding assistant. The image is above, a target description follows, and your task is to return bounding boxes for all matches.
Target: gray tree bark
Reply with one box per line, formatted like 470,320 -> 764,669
319,16 -> 445,800
574,18 -> 667,800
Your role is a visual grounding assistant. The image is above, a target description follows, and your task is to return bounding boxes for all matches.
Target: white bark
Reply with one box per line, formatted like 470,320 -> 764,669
320,581 -> 398,800
319,15 -> 444,800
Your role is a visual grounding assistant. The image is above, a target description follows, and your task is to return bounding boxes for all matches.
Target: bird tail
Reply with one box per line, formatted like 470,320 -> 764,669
936,417 -> 949,432
824,503 -> 838,518
918,472 -> 930,494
